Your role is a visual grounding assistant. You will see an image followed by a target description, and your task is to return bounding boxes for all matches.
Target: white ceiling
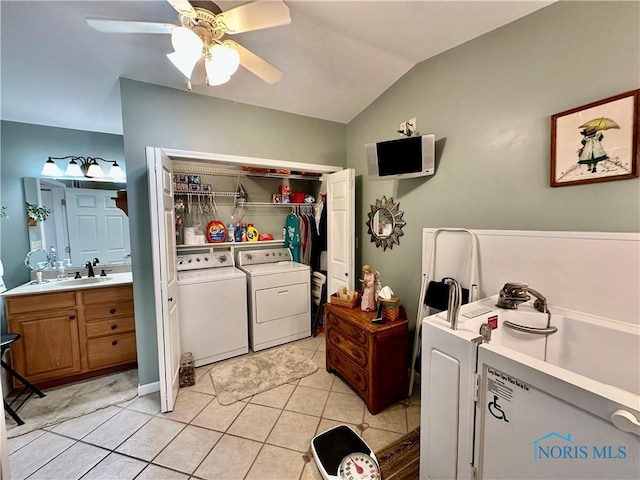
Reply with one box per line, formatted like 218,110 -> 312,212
1,1 -> 553,135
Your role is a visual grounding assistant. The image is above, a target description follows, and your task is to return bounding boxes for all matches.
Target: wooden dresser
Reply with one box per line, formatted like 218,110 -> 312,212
325,303 -> 409,414
5,284 -> 137,389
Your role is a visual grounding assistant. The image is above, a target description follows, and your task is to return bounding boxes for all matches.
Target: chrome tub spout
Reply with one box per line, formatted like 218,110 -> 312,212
496,282 -> 557,335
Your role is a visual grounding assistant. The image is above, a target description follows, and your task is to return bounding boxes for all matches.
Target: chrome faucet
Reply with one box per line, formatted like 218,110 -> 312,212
496,282 -> 556,335
446,278 -> 463,330
496,282 -> 548,313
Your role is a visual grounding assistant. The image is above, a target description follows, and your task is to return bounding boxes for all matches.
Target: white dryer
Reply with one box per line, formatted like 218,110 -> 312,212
237,247 -> 311,351
177,251 -> 248,367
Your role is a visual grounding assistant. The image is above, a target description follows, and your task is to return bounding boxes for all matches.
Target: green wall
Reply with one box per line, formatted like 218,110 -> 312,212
347,1 -> 640,327
119,79 -> 346,386
0,122 -> 124,289
2,1 -> 638,389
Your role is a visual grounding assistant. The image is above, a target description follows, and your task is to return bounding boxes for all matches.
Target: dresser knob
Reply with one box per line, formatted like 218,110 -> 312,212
112,340 -> 118,346
69,315 -> 75,320
111,324 -> 117,330
109,308 -> 116,314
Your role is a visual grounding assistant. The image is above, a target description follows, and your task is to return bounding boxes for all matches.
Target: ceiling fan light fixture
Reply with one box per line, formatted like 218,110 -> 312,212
167,51 -> 200,79
64,159 -> 84,177
170,26 -> 203,56
209,43 -> 240,76
205,59 -> 231,86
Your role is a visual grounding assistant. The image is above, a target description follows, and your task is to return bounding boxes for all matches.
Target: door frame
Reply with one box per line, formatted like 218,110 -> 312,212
148,147 -> 349,411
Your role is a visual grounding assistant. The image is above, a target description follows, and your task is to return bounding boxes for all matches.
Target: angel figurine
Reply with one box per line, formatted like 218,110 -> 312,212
360,265 -> 381,312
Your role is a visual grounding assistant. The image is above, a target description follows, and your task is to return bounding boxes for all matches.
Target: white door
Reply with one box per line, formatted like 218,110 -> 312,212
67,188 -> 130,265
327,168 -> 355,296
147,147 -> 180,412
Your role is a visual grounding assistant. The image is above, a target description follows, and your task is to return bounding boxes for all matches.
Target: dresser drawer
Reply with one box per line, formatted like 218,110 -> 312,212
85,317 -> 135,339
326,313 -> 368,345
84,301 -> 135,322
327,328 -> 369,368
328,349 -> 368,394
87,332 -> 137,369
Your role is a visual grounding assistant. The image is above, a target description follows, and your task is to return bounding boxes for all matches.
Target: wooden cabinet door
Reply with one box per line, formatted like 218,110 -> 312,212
9,309 -> 82,384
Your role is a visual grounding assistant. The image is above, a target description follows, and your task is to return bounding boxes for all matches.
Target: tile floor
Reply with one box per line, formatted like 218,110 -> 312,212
7,334 -> 421,480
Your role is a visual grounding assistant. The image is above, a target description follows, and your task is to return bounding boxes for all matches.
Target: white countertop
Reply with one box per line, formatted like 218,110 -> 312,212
2,272 -> 133,297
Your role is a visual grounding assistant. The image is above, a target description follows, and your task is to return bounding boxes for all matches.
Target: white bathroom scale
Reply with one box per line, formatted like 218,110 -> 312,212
311,425 -> 381,480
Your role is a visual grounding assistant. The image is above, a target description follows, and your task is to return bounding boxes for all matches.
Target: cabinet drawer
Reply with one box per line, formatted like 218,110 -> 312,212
85,317 -> 135,338
6,291 -> 76,315
328,349 -> 368,394
87,332 -> 137,369
327,328 -> 369,368
82,285 -> 133,305
85,301 -> 134,322
326,313 -> 368,345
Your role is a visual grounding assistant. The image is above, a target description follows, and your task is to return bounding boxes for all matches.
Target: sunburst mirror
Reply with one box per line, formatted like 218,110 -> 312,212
366,196 -> 406,251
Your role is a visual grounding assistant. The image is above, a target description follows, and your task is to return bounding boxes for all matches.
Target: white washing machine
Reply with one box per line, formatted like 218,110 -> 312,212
177,251 -> 248,367
237,247 -> 311,351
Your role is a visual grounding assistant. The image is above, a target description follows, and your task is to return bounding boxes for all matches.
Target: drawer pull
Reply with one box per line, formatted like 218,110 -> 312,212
111,324 -> 117,330
109,308 -> 116,314
69,315 -> 76,320
112,340 -> 118,346
278,290 -> 289,295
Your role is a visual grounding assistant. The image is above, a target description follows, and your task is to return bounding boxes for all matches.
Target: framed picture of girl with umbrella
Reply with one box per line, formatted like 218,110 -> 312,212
551,89 -> 639,187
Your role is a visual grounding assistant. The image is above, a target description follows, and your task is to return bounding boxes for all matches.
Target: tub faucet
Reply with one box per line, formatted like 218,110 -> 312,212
447,278 -> 463,330
496,282 -> 548,314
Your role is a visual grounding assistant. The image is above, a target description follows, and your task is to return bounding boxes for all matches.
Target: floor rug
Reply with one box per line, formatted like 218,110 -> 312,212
210,345 -> 318,405
6,369 -> 138,438
378,427 -> 420,480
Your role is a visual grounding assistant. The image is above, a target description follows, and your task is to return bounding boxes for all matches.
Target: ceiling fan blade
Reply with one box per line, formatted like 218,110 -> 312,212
86,18 -> 175,34
216,0 -> 291,34
167,0 -> 197,19
227,41 -> 282,84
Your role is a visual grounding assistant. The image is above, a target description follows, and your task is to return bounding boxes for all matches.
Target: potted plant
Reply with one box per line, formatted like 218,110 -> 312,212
26,202 -> 51,226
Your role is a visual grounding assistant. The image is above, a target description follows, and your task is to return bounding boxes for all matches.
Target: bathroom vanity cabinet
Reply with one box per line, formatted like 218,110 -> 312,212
324,303 -> 409,414
5,284 -> 136,388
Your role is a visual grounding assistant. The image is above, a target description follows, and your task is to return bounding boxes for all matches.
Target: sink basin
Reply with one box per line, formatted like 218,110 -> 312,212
62,276 -> 114,287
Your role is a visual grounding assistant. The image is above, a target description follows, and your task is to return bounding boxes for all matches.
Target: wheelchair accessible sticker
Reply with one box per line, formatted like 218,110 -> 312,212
486,367 -> 530,423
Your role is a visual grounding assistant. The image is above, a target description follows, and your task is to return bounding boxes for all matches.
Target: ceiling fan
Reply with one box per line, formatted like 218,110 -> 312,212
86,0 -> 291,88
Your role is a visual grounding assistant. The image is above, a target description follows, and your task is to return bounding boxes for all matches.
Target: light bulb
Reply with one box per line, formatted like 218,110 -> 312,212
86,162 -> 105,178
205,57 -> 231,86
109,162 -> 125,181
209,43 -> 240,76
167,51 -> 200,79
170,27 -> 203,56
64,159 -> 83,177
41,158 -> 62,177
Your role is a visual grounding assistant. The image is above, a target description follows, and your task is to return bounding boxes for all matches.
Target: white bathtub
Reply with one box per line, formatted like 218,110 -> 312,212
421,296 -> 640,480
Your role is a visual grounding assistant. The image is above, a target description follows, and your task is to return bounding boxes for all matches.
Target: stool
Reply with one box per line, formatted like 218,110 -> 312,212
1,333 -> 46,425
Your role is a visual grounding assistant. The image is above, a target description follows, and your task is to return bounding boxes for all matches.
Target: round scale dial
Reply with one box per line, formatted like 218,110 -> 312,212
338,453 -> 380,480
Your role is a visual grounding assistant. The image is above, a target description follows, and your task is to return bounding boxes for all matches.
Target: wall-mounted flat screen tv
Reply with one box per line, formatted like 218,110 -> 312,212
366,134 -> 435,180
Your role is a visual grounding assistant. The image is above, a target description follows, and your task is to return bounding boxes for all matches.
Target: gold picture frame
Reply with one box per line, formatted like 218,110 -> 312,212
550,89 -> 639,187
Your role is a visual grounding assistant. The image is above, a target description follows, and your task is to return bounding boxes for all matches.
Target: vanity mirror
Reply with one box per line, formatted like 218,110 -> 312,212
365,196 -> 406,251
24,177 -> 130,267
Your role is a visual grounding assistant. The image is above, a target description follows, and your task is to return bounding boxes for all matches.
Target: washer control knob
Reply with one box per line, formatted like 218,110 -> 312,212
219,255 -> 227,263
246,253 -> 253,260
